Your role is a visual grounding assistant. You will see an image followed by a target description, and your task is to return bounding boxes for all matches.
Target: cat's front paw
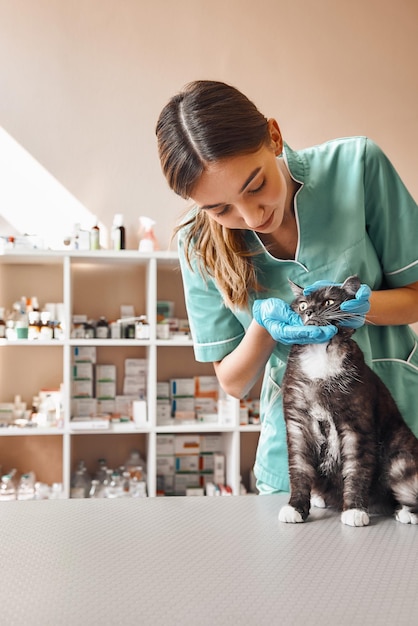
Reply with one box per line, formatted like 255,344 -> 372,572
396,506 -> 418,524
311,494 -> 326,509
279,504 -> 304,524
341,508 -> 370,527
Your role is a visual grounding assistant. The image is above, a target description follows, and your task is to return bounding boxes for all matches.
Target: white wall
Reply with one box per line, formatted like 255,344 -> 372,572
0,0 -> 417,249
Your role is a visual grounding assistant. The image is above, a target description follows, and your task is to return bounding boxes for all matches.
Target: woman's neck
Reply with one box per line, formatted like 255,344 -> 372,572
259,164 -> 300,260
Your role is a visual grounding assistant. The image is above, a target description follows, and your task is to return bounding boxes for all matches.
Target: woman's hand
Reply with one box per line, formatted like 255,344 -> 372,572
253,298 -> 337,345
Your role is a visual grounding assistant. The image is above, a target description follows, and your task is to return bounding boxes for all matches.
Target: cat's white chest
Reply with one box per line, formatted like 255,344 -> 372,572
298,343 -> 344,381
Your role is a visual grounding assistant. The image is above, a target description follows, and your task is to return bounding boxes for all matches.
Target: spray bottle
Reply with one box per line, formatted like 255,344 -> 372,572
138,217 -> 159,252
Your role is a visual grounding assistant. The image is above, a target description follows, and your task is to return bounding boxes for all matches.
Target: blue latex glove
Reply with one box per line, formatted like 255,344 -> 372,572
303,281 -> 371,329
253,298 -> 337,345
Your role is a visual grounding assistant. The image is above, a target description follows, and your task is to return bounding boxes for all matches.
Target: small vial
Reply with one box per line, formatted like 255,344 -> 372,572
90,220 -> 100,250
135,316 -> 150,339
96,317 -> 109,339
0,307 -> 7,339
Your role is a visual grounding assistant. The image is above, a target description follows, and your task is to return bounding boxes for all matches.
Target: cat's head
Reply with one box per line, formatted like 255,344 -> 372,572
289,276 -> 361,333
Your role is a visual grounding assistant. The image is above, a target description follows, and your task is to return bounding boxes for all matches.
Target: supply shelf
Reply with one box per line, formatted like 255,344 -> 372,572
0,250 -> 260,497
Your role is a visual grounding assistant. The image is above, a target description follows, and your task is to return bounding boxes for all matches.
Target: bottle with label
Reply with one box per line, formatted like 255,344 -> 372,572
111,214 -> 126,250
96,316 -> 109,339
40,311 -> 54,340
83,320 -> 95,339
0,474 -> 16,501
17,473 -> 36,501
135,315 -> 150,339
70,461 -> 91,498
0,307 -> 6,339
90,219 -> 100,250
28,311 -> 41,340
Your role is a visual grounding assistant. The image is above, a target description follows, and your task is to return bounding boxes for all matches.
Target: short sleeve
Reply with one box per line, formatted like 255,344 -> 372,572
177,231 -> 245,362
364,139 -> 418,287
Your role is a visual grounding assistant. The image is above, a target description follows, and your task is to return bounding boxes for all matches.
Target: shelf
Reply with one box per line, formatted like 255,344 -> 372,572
0,250 -> 259,497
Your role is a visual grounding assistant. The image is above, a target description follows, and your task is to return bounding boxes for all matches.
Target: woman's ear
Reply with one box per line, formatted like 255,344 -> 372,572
267,118 -> 283,155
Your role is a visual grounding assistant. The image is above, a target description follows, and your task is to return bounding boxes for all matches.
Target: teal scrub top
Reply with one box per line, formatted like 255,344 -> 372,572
178,136 -> 418,492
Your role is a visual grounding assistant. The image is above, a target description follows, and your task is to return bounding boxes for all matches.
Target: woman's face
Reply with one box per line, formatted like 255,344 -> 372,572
190,121 -> 291,234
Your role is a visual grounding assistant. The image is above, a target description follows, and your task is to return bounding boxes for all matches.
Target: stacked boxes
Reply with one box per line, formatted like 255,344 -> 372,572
156,433 -> 226,496
157,376 -> 222,425
72,347 -> 97,418
71,349 -> 148,426
195,376 -> 219,423
170,378 -> 195,423
156,382 -> 171,425
123,358 -> 147,397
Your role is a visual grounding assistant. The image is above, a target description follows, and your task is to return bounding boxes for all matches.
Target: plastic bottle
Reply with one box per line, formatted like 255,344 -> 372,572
28,311 -> 41,340
70,461 -> 91,498
40,311 -> 54,340
111,214 -> 126,250
17,473 -> 36,500
0,474 -> 16,501
138,216 -> 158,252
135,315 -> 150,339
88,479 -> 104,498
0,307 -> 6,339
105,471 -> 123,498
90,219 -> 100,250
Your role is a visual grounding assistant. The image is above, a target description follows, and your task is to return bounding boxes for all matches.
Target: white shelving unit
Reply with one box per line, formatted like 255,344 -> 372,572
0,249 -> 260,497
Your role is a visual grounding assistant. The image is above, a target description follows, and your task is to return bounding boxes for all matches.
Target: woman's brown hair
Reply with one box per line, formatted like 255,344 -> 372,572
156,80 -> 271,308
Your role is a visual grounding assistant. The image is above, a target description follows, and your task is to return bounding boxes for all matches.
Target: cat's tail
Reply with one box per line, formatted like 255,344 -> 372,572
387,450 -> 418,522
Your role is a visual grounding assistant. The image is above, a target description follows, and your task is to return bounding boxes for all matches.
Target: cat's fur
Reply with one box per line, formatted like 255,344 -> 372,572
280,276 -> 418,526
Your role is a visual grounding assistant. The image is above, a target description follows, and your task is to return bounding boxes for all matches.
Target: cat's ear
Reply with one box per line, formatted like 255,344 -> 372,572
288,279 -> 304,297
342,275 -> 361,296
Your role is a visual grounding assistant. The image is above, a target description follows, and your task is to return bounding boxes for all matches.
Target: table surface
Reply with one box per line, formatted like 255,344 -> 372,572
1,494 -> 417,625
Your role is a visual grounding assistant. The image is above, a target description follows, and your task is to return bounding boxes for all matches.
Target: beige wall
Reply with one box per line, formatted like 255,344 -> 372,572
0,0 -> 417,249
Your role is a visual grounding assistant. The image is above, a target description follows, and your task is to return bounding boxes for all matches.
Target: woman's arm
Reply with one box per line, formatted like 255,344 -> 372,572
367,280 -> 418,326
213,320 -> 276,399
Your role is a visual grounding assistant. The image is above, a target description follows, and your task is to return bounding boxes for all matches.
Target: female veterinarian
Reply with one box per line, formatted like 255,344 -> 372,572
156,80 -> 418,494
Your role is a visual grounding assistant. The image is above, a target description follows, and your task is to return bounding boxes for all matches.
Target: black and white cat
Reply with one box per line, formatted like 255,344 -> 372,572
279,275 -> 418,527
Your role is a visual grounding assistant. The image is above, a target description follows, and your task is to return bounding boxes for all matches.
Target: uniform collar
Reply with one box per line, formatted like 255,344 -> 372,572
281,142 -> 306,185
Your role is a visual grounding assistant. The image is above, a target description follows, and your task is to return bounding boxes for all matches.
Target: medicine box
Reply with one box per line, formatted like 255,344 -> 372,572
171,397 -> 195,415
195,397 -> 217,417
157,382 -> 170,399
213,453 -> 225,483
125,358 -> 147,376
95,381 -> 116,400
194,375 -> 219,398
175,455 -> 199,473
71,398 -> 97,417
157,401 -> 172,425
174,473 -> 200,494
72,379 -> 93,398
199,455 -> 215,472
170,378 -> 195,398
114,395 -> 136,417
157,300 -> 175,321
174,434 -> 201,455
200,434 -> 222,454
123,376 -> 146,396
156,434 -> 175,456
72,363 -> 93,380
157,455 -> 175,475
96,364 -> 117,381
97,399 -> 116,415
72,346 -> 97,363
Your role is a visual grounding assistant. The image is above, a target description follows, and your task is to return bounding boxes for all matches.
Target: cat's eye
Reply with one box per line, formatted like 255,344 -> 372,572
299,302 -> 308,311
324,299 -> 335,307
